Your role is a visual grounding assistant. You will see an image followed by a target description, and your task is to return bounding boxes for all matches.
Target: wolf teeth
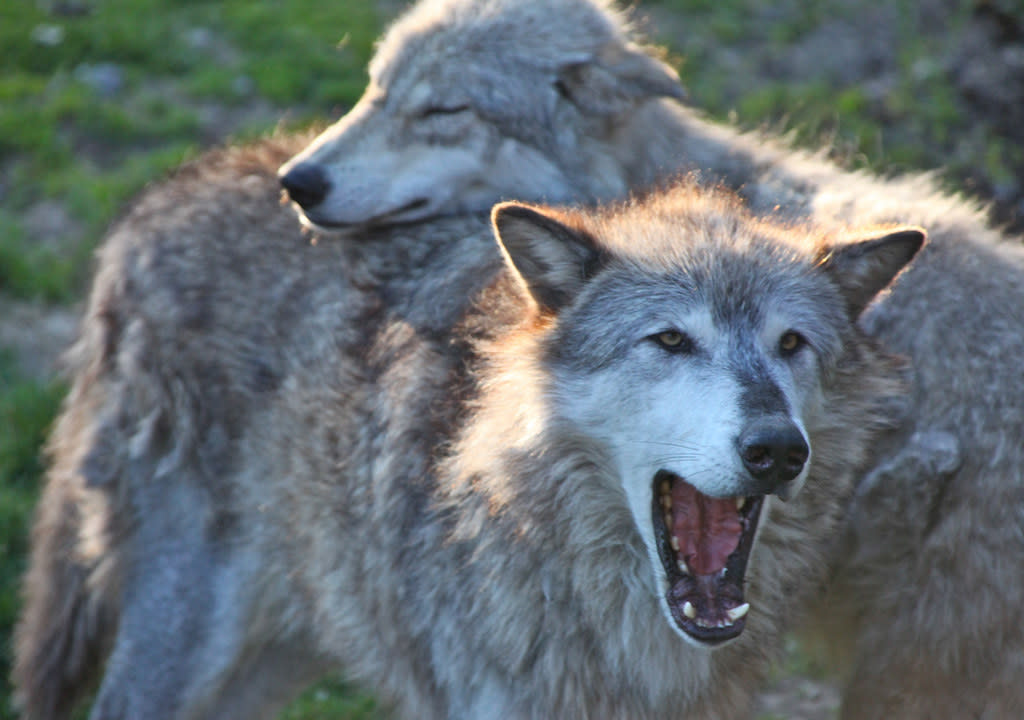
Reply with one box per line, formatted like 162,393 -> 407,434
671,535 -> 680,552
677,558 -> 690,575
726,603 -> 750,622
682,602 -> 750,627
736,496 -> 746,511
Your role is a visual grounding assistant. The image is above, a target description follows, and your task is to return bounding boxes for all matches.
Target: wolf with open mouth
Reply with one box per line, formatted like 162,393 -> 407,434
507,191 -> 922,662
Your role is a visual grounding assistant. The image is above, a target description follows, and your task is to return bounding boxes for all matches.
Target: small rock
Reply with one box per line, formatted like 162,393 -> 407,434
31,24 -> 65,47
22,200 -> 82,253
910,57 -> 940,82
0,300 -> 80,383
993,181 -> 1021,207
185,26 -> 216,51
48,1 -> 93,17
74,62 -> 125,98
232,74 -> 255,97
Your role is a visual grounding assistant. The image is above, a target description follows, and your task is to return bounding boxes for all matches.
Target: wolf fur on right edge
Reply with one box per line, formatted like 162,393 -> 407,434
18,177 -> 919,719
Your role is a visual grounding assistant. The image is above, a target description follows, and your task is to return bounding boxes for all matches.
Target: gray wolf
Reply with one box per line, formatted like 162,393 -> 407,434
279,1 -> 1024,716
15,172 -> 921,719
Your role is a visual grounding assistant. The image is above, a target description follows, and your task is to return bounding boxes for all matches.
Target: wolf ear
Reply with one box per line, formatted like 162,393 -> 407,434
556,43 -> 686,116
491,202 -> 604,312
820,227 -> 925,317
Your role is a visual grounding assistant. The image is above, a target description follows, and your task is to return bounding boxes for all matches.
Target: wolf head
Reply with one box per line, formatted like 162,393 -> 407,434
490,188 -> 923,647
279,0 -> 684,229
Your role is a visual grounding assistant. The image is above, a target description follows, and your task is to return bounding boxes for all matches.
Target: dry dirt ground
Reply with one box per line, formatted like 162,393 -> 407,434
6,1 -> 1024,718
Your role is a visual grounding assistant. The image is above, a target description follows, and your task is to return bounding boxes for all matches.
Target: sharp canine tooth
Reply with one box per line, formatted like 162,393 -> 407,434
736,496 -> 746,511
678,558 -> 690,575
683,601 -> 696,619
671,535 -> 680,552
727,603 -> 750,621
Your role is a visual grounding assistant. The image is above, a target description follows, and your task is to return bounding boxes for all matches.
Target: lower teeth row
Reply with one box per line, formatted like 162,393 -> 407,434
683,601 -> 750,626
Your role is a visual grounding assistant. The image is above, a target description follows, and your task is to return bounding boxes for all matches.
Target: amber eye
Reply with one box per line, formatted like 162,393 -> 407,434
652,330 -> 695,353
779,331 -> 805,355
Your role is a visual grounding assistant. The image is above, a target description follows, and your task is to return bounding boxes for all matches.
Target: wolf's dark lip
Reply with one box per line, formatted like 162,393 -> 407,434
299,198 -> 432,233
651,470 -> 764,645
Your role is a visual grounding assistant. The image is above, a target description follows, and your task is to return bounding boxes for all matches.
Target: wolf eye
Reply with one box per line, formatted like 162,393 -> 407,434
652,330 -> 695,353
779,331 -> 806,355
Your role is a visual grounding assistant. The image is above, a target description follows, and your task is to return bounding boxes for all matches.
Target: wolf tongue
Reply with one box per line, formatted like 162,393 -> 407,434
671,481 -> 742,576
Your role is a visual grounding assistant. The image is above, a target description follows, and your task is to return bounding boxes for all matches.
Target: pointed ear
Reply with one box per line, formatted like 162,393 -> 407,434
556,43 -> 686,116
491,202 -> 604,312
820,227 -> 926,317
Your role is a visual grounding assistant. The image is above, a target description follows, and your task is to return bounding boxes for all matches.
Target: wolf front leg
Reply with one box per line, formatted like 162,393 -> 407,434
829,429 -> 1024,718
88,475 -> 326,720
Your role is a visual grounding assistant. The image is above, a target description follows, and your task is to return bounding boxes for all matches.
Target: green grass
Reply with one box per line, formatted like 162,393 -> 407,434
0,0 -> 379,301
0,211 -> 77,303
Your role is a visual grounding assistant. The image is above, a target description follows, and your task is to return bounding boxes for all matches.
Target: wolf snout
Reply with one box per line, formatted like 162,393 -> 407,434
279,161 -> 330,209
736,419 -> 809,495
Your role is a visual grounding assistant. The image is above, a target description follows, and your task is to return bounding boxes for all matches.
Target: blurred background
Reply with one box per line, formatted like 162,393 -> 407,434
2,1 -> 1021,717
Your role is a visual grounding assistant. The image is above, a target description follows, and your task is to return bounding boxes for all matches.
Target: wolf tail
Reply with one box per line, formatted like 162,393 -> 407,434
13,389 -> 125,720
14,508 -> 115,720
14,316 -> 128,720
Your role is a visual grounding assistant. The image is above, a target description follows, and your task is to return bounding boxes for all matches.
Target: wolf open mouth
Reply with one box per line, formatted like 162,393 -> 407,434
652,470 -> 764,645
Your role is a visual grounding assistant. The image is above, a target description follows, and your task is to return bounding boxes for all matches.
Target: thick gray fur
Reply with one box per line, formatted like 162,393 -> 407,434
16,0 -> 1024,718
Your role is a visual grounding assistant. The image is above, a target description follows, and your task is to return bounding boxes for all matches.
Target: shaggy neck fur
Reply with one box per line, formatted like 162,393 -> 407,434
438,309 -> 725,712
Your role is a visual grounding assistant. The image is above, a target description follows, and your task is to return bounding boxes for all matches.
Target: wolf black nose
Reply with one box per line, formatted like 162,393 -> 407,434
738,421 -> 809,492
279,162 -> 330,209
